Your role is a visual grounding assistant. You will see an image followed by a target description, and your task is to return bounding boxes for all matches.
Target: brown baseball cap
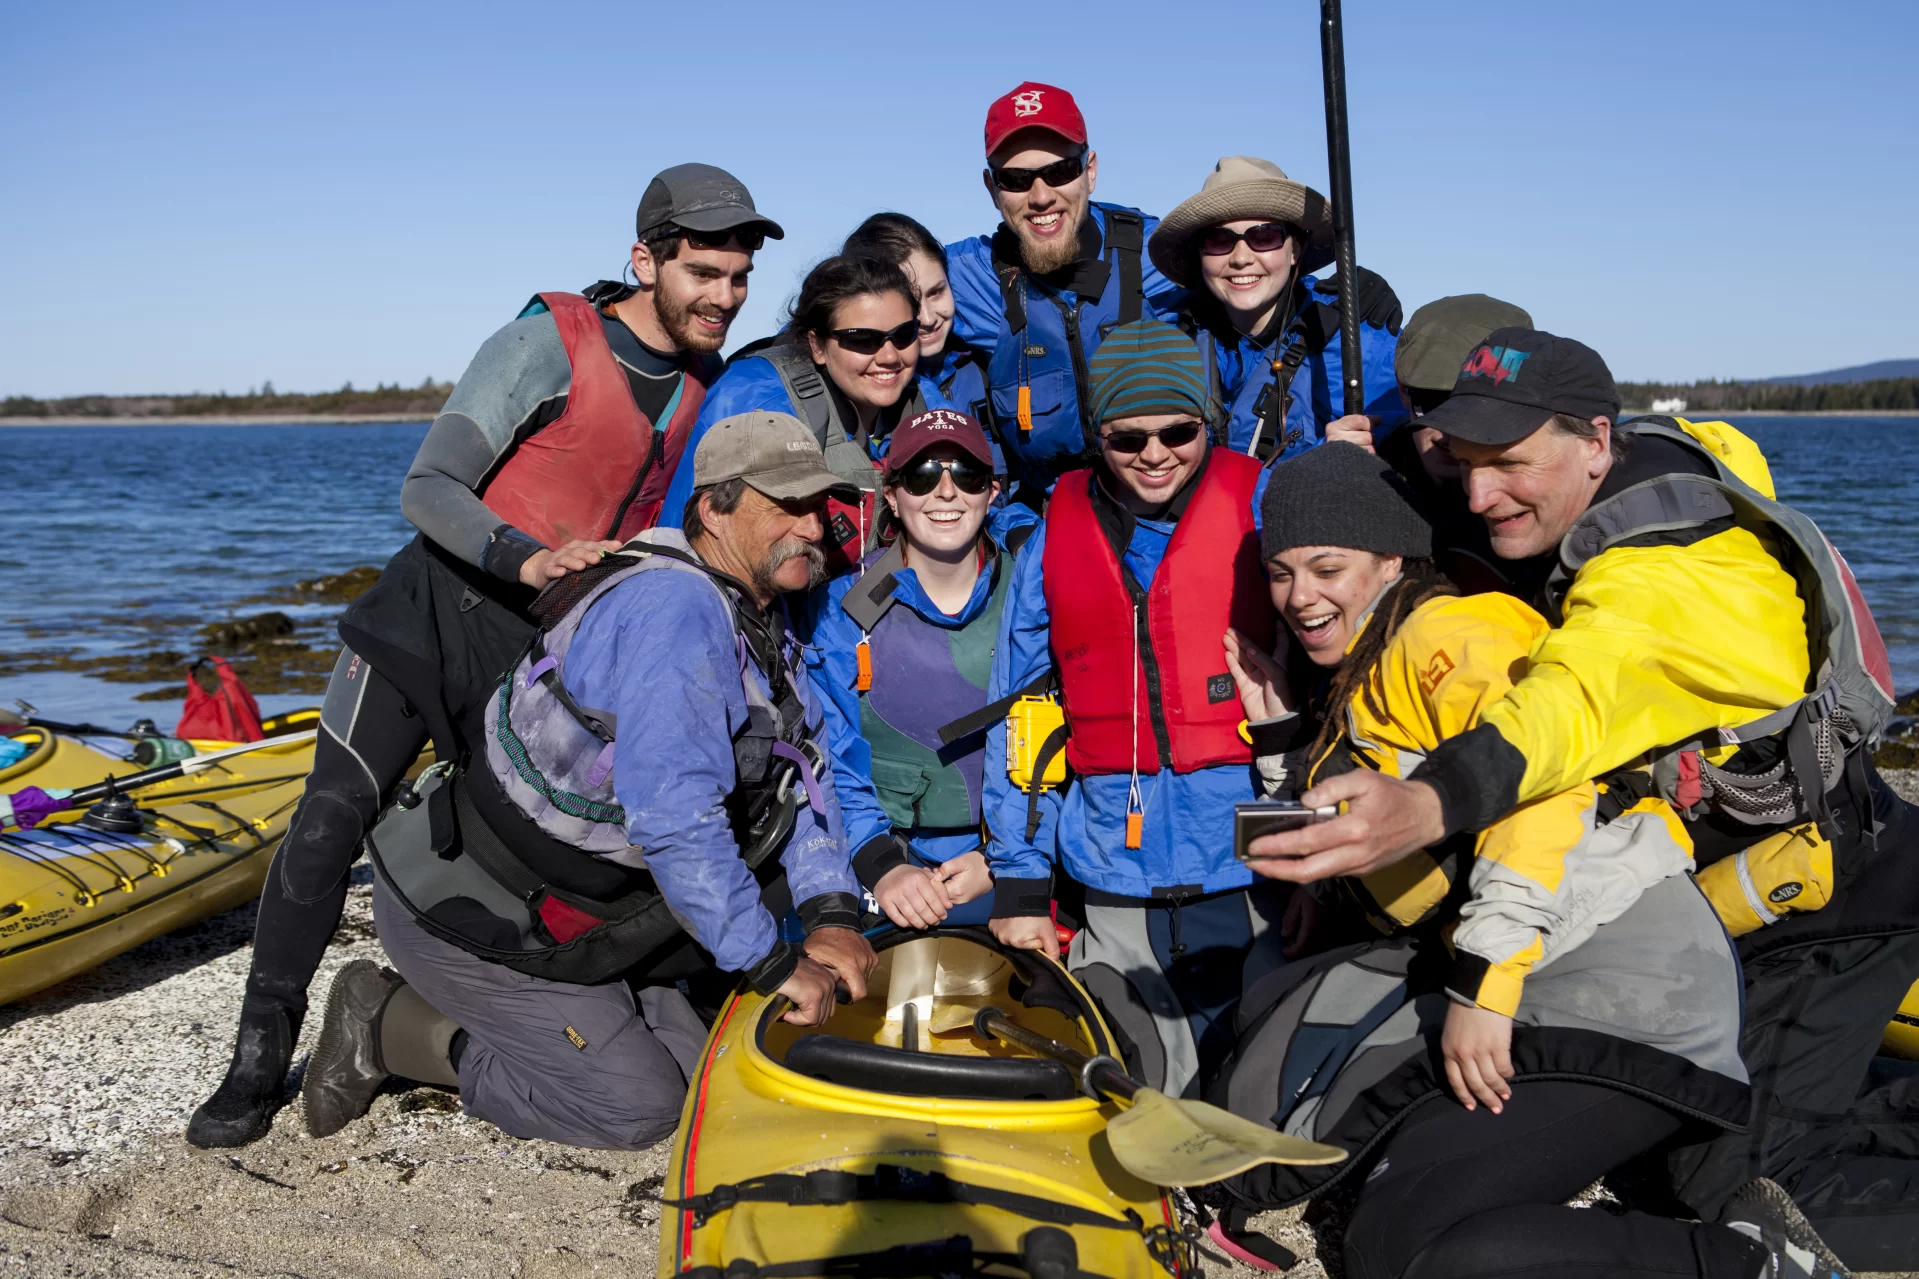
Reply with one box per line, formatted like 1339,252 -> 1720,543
692,411 -> 861,502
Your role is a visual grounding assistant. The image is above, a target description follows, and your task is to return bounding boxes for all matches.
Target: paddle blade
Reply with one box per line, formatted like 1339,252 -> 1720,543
1107,1089 -> 1345,1186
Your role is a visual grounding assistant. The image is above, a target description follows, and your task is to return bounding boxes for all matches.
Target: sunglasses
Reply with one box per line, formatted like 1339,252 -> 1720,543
1100,421 -> 1204,454
893,455 -> 992,496
677,225 -> 766,253
986,153 -> 1087,193
1197,222 -> 1294,257
827,319 -> 920,355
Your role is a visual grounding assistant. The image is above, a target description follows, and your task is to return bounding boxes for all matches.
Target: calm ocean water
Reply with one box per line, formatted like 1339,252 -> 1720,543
1,416 -> 1914,731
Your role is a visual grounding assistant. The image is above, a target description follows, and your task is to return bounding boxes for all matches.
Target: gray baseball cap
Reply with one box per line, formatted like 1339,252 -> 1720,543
693,411 -> 859,503
635,163 -> 784,242
1395,294 -> 1534,392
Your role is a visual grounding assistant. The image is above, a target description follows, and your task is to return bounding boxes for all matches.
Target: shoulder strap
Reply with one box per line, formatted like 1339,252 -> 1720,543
1558,474 -> 1738,576
1199,331 -> 1232,447
758,344 -> 842,448
936,669 -> 1057,748
838,544 -> 909,633
996,266 -> 1027,337
1103,208 -> 1145,325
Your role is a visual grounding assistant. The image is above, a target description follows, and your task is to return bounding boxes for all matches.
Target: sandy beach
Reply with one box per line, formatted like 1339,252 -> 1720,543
4,774 -> 1916,1278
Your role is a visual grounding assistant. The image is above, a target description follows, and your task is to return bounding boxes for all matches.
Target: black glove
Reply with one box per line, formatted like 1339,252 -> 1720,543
1314,265 -> 1403,335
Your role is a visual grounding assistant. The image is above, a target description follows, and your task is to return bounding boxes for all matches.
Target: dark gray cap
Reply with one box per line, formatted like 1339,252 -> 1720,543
1394,294 -> 1534,392
635,163 -> 784,242
1260,441 -> 1433,561
1421,327 -> 1620,445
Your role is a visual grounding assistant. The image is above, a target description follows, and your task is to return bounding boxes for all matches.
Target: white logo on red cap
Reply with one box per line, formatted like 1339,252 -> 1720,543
1011,89 -> 1045,117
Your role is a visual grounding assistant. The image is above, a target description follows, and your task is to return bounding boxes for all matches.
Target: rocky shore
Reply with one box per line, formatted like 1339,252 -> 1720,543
4,776 -> 1917,1277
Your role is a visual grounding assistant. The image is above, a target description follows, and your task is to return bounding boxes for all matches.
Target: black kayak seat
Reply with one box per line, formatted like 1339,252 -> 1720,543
782,1034 -> 1078,1102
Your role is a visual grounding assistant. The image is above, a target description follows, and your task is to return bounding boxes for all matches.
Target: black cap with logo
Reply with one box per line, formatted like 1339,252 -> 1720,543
634,163 -> 784,242
1420,327 -> 1621,445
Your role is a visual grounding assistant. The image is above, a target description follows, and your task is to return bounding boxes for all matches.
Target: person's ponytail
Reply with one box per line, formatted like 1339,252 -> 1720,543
1304,558 -> 1457,766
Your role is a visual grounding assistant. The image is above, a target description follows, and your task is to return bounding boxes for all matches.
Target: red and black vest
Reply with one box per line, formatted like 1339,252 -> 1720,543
479,292 -> 711,548
1042,450 -> 1275,775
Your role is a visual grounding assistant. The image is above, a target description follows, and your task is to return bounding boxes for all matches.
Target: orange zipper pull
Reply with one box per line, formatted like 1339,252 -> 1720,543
855,639 -> 872,691
1017,385 -> 1033,433
1125,811 -> 1144,850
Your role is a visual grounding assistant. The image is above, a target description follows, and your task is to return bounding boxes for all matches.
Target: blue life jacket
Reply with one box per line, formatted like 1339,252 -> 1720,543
949,203 -> 1185,489
1189,274 -> 1407,463
838,543 -> 1010,830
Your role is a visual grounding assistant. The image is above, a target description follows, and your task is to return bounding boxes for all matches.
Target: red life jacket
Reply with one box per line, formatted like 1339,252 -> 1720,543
478,292 -> 710,548
1042,450 -> 1275,775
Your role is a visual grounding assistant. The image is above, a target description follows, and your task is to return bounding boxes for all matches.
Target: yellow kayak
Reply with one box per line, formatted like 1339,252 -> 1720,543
1886,979 -> 1919,1059
659,928 -> 1189,1278
0,711 -> 320,1005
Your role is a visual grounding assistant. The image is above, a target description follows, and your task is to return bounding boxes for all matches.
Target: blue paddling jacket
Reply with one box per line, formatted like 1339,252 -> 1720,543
947,203 -> 1186,494
657,348 -> 957,534
805,543 -> 1011,890
1184,271 -> 1407,463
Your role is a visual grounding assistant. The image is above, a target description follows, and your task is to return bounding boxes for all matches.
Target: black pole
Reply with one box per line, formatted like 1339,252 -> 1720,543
1319,0 -> 1364,416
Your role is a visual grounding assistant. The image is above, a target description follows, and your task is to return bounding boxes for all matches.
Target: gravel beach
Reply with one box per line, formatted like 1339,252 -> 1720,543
5,774 -> 1917,1278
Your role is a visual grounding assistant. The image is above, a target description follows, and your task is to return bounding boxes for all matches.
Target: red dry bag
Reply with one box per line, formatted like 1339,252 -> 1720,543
175,656 -> 265,743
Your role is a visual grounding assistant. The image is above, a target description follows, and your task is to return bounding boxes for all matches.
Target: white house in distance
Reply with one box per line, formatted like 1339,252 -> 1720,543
1651,397 -> 1688,413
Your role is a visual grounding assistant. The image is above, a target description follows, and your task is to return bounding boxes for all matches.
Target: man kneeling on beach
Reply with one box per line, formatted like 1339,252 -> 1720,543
301,413 -> 877,1150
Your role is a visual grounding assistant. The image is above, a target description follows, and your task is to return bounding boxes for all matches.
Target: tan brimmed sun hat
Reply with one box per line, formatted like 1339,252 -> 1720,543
1148,155 -> 1336,286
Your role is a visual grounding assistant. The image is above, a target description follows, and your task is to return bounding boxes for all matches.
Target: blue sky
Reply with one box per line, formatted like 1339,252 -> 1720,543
3,0 -> 1914,397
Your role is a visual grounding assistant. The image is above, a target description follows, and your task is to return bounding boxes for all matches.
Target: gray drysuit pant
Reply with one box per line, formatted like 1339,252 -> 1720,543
372,883 -> 706,1150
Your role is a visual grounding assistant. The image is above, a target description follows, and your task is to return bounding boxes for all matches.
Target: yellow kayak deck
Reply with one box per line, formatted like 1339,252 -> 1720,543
660,930 -> 1184,1278
0,713 -> 320,1005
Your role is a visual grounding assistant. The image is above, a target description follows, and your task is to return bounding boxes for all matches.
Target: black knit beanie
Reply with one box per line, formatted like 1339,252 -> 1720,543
1260,441 -> 1433,560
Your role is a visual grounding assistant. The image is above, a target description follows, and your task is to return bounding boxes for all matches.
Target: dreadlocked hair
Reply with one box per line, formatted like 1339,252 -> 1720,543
1305,558 -> 1459,765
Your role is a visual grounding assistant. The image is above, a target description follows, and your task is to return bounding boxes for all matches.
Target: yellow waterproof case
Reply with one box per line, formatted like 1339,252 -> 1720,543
1007,695 -> 1068,793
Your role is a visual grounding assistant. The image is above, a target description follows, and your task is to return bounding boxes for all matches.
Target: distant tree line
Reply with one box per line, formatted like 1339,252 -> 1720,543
1619,378 -> 1919,412
1,377 -> 454,419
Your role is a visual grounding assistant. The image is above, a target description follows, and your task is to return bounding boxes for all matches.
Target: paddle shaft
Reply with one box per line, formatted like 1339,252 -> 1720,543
1319,0 -> 1365,416
975,1008 -> 1139,1102
60,730 -> 318,805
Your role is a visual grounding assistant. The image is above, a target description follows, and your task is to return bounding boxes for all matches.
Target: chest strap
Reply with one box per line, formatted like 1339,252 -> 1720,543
1104,207 -> 1145,325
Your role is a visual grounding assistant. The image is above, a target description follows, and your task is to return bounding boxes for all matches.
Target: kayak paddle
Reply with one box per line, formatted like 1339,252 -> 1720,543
973,1007 -> 1345,1186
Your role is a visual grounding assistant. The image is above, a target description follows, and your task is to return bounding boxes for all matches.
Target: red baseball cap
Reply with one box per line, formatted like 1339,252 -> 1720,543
885,409 -> 995,476
983,82 -> 1087,158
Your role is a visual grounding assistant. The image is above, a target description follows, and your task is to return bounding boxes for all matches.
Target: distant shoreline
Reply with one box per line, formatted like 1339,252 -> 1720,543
0,413 -> 433,427
4,409 -> 1916,428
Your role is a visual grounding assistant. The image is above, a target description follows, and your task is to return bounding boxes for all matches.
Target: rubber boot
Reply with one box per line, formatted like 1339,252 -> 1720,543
186,1003 -> 300,1149
302,961 -> 460,1138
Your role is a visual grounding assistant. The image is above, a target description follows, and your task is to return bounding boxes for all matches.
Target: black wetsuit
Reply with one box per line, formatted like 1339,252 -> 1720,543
241,297 -> 692,1028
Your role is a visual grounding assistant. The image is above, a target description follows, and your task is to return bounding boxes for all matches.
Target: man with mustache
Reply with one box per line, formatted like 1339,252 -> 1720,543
299,411 -> 877,1150
945,82 -> 1186,501
190,164 -> 778,1148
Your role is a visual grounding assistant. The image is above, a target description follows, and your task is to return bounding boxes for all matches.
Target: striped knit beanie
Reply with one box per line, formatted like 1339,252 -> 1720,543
1087,320 -> 1214,425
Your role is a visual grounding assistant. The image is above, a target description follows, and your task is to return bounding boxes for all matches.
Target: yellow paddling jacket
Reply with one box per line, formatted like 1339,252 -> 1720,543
1260,593 -> 1695,1016
1412,417 -> 1903,944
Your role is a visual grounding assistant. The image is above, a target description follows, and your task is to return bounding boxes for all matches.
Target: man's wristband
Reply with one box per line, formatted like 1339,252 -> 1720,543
744,939 -> 801,995
797,892 -> 864,934
481,524 -> 546,583
991,875 -> 1052,919
851,833 -> 912,890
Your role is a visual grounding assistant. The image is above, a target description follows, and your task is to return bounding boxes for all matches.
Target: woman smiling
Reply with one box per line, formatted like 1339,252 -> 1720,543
804,409 -> 1006,928
1149,156 -> 1406,463
657,254 -> 959,571
1214,441 -> 1782,1279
